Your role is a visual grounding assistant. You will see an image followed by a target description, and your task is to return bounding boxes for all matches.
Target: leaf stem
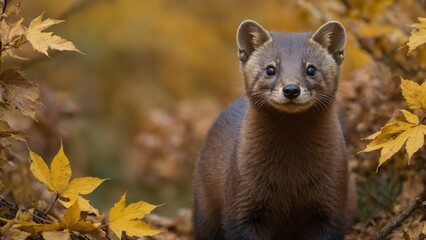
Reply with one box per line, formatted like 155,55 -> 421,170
420,114 -> 426,124
45,194 -> 59,216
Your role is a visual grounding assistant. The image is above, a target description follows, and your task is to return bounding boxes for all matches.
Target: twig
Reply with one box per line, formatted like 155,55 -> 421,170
374,197 -> 426,240
44,193 -> 59,216
0,198 -> 18,219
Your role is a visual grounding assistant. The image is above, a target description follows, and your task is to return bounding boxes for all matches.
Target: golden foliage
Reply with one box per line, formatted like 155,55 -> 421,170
108,193 -> 160,238
360,107 -> 426,171
24,13 -> 82,57
359,13 -> 426,174
0,4 -> 160,238
0,142 -> 161,239
29,143 -> 106,214
400,78 -> 426,111
407,18 -> 426,55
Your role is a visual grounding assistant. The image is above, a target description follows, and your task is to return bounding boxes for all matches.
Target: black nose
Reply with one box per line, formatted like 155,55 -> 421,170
283,84 -> 301,99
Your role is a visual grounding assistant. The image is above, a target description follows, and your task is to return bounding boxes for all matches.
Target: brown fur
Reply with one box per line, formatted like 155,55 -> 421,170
193,20 -> 355,240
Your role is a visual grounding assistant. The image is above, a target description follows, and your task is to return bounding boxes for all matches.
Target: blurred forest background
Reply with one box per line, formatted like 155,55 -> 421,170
4,0 -> 426,239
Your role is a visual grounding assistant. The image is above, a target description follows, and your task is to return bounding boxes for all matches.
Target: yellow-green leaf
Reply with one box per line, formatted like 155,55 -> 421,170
50,143 -> 71,194
108,193 -> 160,238
407,17 -> 426,55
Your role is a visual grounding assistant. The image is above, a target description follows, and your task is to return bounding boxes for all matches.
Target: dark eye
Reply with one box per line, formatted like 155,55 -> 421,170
306,66 -> 316,76
266,66 -> 276,76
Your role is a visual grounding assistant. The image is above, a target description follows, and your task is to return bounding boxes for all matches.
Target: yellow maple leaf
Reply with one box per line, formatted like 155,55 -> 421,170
360,110 -> 426,171
108,193 -> 160,238
407,17 -> 426,55
400,78 -> 426,111
29,143 -> 107,213
63,201 -> 99,232
24,13 -> 82,56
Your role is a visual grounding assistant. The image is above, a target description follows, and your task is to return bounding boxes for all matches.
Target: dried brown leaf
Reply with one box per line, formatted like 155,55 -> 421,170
0,68 -> 41,120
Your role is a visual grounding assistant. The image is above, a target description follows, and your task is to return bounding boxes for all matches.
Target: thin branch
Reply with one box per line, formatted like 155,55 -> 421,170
0,198 -> 18,219
374,197 -> 426,240
44,193 -> 59,216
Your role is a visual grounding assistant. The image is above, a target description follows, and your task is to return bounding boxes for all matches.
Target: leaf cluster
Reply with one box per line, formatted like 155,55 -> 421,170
360,19 -> 426,171
0,3 -> 81,161
0,3 -> 162,239
1,143 -> 160,239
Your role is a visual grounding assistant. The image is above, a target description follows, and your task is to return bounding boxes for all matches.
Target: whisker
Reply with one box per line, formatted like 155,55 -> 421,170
315,93 -> 335,111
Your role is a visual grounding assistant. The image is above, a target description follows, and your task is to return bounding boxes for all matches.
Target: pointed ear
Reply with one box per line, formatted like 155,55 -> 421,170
311,21 -> 346,65
236,20 -> 272,62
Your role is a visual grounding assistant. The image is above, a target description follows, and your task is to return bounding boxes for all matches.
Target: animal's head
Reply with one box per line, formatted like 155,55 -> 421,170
237,20 -> 346,113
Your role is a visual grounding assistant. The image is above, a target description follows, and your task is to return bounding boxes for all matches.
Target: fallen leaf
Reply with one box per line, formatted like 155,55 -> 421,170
24,13 -> 82,56
63,200 -> 99,232
108,193 -> 160,238
2,228 -> 30,240
62,200 -> 80,229
41,231 -> 70,240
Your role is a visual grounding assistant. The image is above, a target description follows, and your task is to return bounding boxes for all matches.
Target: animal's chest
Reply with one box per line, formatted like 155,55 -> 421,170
241,151 -> 331,222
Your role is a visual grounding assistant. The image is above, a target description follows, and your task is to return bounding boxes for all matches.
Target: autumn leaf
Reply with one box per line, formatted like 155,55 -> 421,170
0,68 -> 41,120
0,4 -> 25,46
62,201 -> 99,232
24,13 -> 82,57
29,142 -> 107,213
108,193 -> 160,238
2,229 -> 30,240
407,17 -> 426,55
0,119 -> 24,143
0,118 -> 25,165
360,109 -> 426,171
400,77 -> 426,111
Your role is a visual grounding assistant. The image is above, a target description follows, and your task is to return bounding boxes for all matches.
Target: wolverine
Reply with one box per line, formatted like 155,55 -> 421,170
193,20 -> 355,240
